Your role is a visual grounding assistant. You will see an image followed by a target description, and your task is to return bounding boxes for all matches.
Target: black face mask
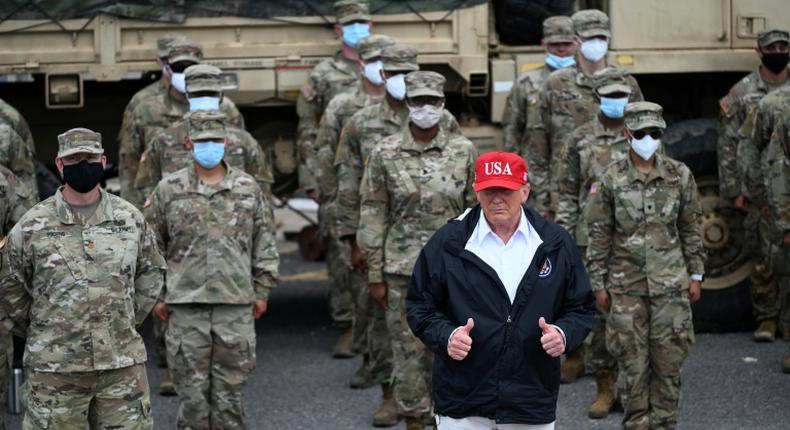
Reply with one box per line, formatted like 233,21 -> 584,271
62,161 -> 104,193
761,52 -> 790,74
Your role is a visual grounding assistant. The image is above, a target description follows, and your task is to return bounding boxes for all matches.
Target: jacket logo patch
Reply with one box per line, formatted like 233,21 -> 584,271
538,258 -> 552,278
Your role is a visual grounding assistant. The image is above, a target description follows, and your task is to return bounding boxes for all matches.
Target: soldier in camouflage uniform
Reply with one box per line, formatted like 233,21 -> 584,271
314,34 -> 400,426
145,114 -> 279,430
760,117 -> 790,373
530,9 -> 643,221
297,1 -> 372,354
119,37 -> 245,208
0,128 -> 165,430
502,15 -> 576,164
297,0 -> 371,195
586,103 -> 705,430
135,64 -> 274,203
718,29 -> 789,342
118,33 -> 187,151
0,165 -> 36,430
554,67 -> 635,418
533,9 -> 643,381
0,98 -> 38,197
358,71 -> 477,430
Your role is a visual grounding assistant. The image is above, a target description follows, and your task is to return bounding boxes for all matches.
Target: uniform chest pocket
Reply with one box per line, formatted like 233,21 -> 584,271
650,183 -> 681,224
422,152 -> 467,209
614,186 -> 644,234
166,196 -> 205,238
84,225 -> 139,277
383,157 -> 419,203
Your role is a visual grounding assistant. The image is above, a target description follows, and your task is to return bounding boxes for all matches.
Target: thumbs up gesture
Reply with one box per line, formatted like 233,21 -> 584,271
539,317 -> 565,357
448,318 -> 475,361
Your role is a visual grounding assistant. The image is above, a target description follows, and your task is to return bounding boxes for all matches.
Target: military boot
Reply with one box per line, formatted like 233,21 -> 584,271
405,416 -> 423,430
783,353 -> 790,374
372,383 -> 398,427
332,327 -> 355,358
159,369 -> 176,396
588,370 -> 615,418
560,346 -> 585,383
349,357 -> 373,389
753,319 -> 777,342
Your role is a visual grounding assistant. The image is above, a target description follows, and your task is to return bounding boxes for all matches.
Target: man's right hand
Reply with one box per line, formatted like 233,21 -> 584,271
733,195 -> 748,212
307,189 -> 320,203
448,318 -> 474,361
153,302 -> 169,321
369,282 -> 388,309
351,243 -> 368,271
594,290 -> 610,311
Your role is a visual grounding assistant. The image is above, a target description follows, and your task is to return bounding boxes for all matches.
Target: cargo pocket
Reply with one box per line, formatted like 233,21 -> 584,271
136,397 -> 152,429
605,312 -> 633,360
673,310 -> 695,353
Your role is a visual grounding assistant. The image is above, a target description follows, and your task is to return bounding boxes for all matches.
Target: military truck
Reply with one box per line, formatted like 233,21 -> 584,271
0,0 -> 788,329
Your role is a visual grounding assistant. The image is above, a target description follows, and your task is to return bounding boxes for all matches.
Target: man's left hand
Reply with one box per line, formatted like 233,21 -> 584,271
253,299 -> 268,319
539,317 -> 564,357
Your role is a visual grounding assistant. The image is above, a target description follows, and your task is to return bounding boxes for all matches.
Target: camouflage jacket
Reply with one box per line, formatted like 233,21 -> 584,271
334,101 -> 460,240
555,119 -> 629,246
502,65 -> 552,154
738,86 -> 790,208
145,166 -> 279,304
717,69 -> 788,200
296,52 -> 359,192
118,89 -> 245,208
762,118 -> 790,245
315,83 -> 379,203
0,122 -> 38,197
133,118 -> 274,204
0,188 -> 165,372
0,165 -> 36,235
117,80 -> 167,171
529,66 -> 643,212
357,124 -> 477,283
585,154 -> 705,295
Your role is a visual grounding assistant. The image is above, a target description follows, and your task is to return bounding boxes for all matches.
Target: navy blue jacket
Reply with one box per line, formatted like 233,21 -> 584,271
406,204 -> 595,424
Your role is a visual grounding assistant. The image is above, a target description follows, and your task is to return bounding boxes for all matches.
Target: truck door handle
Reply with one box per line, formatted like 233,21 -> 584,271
717,0 -> 728,41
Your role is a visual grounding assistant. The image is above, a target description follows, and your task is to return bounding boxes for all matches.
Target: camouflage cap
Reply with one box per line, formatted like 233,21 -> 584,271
185,64 -> 223,93
157,32 -> 186,58
167,38 -> 203,65
572,9 -> 611,39
625,102 -> 666,131
187,111 -> 227,141
405,71 -> 445,98
381,44 -> 419,72
757,29 -> 790,48
334,0 -> 371,25
543,16 -> 574,44
57,127 -> 103,158
592,66 -> 633,96
358,34 -> 396,61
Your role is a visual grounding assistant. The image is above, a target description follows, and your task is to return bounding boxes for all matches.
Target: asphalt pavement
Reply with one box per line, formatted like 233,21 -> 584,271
5,239 -> 790,429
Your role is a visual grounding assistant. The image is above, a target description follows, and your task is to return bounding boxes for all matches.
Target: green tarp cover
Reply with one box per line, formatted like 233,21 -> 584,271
1,0 -> 487,24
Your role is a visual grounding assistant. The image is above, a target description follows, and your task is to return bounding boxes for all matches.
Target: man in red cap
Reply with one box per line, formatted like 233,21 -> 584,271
406,151 -> 595,429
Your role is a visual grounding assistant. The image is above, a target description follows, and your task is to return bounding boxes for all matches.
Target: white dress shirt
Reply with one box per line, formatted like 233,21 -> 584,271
464,210 -> 542,303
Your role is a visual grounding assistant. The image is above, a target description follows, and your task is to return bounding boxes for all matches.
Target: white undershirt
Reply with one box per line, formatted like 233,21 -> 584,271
464,210 -> 542,303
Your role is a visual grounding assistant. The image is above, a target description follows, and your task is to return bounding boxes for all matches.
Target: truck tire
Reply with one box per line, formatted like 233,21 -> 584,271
664,118 -> 755,332
35,160 -> 61,201
494,0 -> 574,46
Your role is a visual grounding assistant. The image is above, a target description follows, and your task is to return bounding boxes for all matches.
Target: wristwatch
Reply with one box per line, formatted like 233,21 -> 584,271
691,274 -> 704,282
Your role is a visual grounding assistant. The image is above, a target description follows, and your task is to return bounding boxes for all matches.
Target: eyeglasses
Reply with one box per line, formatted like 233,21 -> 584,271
632,129 -> 663,139
169,62 -> 196,73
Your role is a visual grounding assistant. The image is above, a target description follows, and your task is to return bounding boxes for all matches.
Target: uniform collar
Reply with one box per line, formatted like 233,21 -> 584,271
399,123 -> 449,153
593,119 -> 625,138
332,51 -> 360,77
53,187 -> 115,225
186,162 -> 236,195
381,98 -> 409,126
626,152 -> 670,184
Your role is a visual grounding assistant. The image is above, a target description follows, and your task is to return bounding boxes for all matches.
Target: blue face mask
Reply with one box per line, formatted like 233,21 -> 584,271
342,23 -> 370,48
545,53 -> 576,70
193,141 -> 225,169
599,96 -> 629,119
188,96 -> 221,112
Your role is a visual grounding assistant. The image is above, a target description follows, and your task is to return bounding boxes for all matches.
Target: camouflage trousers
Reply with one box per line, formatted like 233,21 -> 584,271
0,337 -> 8,430
352,268 -> 393,384
767,240 -> 790,338
325,230 -> 353,329
606,291 -> 694,430
746,210 -> 778,322
22,364 -> 152,430
385,274 -> 433,417
154,317 -> 168,367
166,304 -> 256,430
578,247 -> 617,374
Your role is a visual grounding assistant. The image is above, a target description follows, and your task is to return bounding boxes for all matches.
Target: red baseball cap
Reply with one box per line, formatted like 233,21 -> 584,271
473,151 -> 529,192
